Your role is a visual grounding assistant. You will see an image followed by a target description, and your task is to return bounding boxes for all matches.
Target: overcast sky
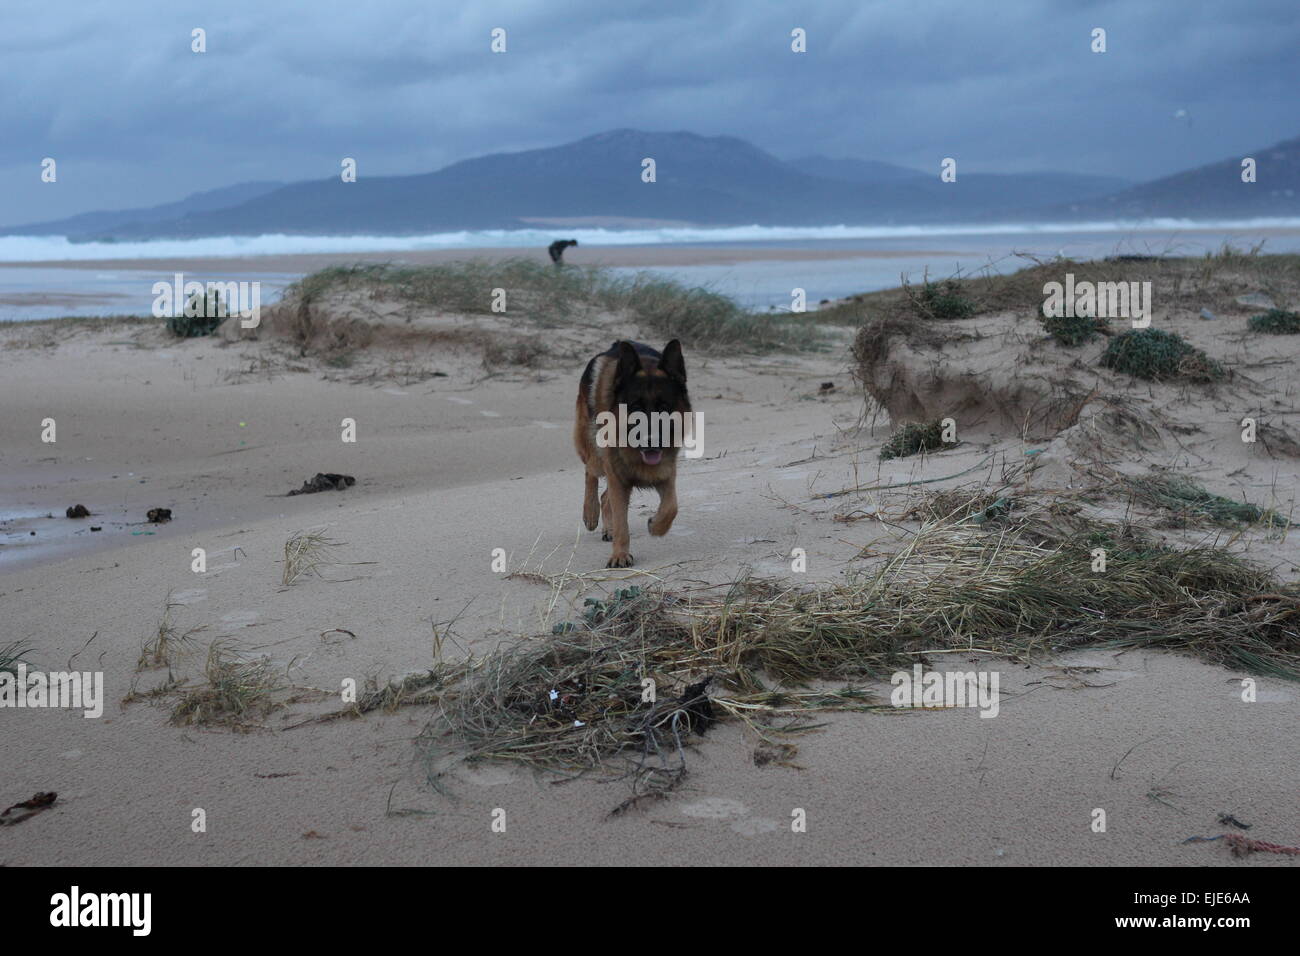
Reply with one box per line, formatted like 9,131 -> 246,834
3,0 -> 1297,226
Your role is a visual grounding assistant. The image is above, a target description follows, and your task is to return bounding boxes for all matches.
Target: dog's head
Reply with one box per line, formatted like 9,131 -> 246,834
612,339 -> 690,465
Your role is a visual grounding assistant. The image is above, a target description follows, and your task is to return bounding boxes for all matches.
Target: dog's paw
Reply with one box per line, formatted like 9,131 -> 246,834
648,513 -> 677,536
601,530 -> 612,541
606,552 -> 634,568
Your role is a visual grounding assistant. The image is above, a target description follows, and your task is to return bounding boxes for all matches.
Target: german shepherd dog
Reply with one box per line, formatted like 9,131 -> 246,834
574,340 -> 690,567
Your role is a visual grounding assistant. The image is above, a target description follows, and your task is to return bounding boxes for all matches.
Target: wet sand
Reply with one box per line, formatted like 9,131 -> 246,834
0,244 -> 961,276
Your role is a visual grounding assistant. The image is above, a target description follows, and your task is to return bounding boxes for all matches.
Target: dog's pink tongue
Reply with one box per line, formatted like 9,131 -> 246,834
640,450 -> 663,465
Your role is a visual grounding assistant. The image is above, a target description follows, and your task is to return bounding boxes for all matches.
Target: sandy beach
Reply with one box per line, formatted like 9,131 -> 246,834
0,243 -> 959,277
2,248 -> 1298,867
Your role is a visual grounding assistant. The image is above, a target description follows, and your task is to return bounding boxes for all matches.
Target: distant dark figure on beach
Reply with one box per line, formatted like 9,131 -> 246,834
548,239 -> 578,265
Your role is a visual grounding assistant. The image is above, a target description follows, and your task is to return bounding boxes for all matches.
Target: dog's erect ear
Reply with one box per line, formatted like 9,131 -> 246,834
615,341 -> 642,383
660,339 -> 686,383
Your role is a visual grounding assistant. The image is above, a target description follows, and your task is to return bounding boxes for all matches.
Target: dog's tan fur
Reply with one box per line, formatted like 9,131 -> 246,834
573,340 -> 690,568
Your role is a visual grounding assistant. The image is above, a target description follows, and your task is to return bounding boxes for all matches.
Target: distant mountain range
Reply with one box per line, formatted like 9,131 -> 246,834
1040,135 -> 1300,220
4,180 -> 285,238
4,129 -> 1297,240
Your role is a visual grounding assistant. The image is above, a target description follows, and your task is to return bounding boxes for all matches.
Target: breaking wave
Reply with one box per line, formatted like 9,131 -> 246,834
4,218 -> 1300,262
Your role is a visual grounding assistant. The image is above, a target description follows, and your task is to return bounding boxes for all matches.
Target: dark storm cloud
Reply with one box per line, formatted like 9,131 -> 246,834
2,0 -> 1297,226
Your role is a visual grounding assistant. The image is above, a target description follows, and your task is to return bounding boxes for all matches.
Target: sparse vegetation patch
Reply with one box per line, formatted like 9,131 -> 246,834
1100,328 -> 1225,382
1039,310 -> 1109,346
880,420 -> 949,460
1247,309 -> 1300,334
281,259 -> 819,352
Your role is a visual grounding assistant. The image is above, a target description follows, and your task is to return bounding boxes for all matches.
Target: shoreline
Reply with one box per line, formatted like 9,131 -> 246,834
0,244 -> 963,275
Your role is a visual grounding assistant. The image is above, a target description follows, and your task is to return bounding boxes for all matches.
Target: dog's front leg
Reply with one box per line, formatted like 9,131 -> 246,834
648,479 -> 678,536
604,473 -> 634,567
583,464 -> 601,531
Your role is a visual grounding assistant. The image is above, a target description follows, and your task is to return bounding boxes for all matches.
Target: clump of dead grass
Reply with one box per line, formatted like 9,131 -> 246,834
282,528 -> 341,586
169,642 -> 286,729
138,592 -> 206,671
416,584 -> 877,805
414,507 -> 1300,808
898,487 -> 1009,524
339,671 -> 445,722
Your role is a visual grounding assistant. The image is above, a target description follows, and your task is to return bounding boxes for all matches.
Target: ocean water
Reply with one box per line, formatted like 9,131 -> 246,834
2,220 -> 1299,319
607,224 -> 1300,309
0,267 -> 300,322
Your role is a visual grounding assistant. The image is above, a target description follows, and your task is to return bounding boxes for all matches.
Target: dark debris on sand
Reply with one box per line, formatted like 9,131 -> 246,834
0,791 -> 57,826
287,473 -> 356,496
674,677 -> 716,736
